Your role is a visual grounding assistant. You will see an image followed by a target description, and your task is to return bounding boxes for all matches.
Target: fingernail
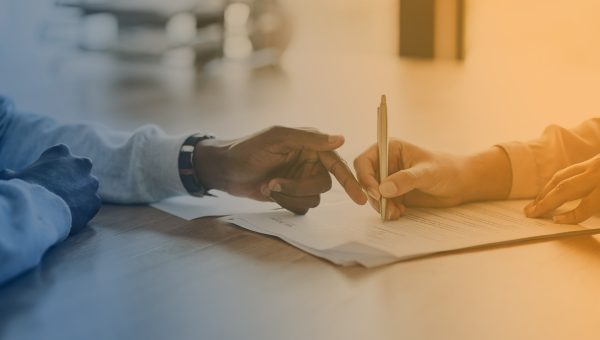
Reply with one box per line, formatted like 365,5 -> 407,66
328,135 -> 344,144
386,208 -> 394,221
379,182 -> 397,197
270,183 -> 282,192
260,184 -> 271,197
524,203 -> 537,217
367,187 -> 380,200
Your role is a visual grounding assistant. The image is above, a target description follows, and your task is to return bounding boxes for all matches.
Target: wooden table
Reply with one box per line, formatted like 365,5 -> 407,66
3,203 -> 600,340
4,1 -> 600,339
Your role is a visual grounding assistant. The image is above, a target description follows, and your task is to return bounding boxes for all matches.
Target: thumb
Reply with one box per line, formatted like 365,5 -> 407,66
378,164 -> 431,198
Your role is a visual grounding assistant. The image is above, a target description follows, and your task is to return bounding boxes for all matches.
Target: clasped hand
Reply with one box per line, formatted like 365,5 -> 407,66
0,144 -> 101,233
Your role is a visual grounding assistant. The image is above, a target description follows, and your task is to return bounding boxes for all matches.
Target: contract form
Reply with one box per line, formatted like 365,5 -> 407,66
151,190 -> 280,220
225,199 -> 600,267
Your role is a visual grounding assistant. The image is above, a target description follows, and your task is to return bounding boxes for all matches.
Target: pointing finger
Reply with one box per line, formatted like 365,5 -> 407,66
535,163 -> 586,202
526,173 -> 593,218
353,144 -> 381,200
320,151 -> 368,205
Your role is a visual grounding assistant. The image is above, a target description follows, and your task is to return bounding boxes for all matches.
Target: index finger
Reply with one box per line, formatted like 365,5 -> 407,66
353,144 -> 381,200
526,172 -> 592,218
319,150 -> 368,205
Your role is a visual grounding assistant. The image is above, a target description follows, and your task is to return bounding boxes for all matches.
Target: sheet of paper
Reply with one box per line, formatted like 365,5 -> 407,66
225,200 -> 600,267
151,190 -> 280,220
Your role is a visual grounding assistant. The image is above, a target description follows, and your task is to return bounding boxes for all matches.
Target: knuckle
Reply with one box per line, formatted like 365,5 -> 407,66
389,139 -> 403,149
268,125 -> 287,135
55,144 -> 70,153
535,200 -> 545,209
573,209 -> 586,223
310,196 -> 321,208
548,172 -> 562,184
297,208 -> 309,215
90,176 -> 100,191
80,157 -> 93,168
324,177 -> 333,192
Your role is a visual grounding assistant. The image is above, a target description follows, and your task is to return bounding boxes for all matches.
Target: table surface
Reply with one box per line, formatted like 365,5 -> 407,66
4,1 -> 600,339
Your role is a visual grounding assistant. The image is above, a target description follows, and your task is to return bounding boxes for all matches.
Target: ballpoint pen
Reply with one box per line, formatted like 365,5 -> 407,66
378,95 -> 388,221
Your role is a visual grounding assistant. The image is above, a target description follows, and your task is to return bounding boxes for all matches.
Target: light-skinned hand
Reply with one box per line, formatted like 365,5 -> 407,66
525,154 -> 600,224
354,139 -> 512,220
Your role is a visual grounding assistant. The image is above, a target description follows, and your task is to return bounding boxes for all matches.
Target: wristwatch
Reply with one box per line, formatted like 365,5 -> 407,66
178,133 -> 215,197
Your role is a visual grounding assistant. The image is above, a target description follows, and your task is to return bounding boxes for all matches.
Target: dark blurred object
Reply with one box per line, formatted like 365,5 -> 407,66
399,0 -> 463,60
400,0 -> 434,58
54,0 -> 291,68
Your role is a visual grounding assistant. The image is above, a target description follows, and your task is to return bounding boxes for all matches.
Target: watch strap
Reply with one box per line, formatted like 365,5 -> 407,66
178,134 -> 215,197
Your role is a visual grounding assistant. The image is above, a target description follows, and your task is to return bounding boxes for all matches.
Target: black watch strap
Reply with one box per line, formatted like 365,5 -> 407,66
178,134 -> 215,197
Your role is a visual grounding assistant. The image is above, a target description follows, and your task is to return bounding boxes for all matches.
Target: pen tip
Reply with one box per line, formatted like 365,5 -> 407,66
381,94 -> 386,104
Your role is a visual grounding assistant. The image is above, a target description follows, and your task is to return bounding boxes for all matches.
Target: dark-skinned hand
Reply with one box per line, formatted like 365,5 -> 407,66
193,126 -> 367,214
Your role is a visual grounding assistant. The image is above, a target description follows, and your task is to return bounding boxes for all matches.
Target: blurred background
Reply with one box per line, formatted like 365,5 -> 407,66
1,0 -> 600,156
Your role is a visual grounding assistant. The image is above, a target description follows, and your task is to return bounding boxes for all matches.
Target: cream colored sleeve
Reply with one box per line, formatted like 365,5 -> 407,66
497,118 -> 600,199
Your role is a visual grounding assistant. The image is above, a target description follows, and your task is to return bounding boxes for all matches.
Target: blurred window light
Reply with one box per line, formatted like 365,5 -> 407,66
80,13 -> 118,50
224,2 -> 253,59
166,13 -> 198,45
224,36 -> 253,59
256,12 -> 280,34
225,2 -> 251,32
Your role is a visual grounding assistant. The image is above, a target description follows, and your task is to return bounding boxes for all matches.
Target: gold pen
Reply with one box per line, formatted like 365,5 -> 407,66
378,95 -> 388,221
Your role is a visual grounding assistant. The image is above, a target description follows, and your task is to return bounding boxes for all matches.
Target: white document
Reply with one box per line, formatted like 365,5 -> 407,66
151,190 -> 280,220
225,200 -> 600,267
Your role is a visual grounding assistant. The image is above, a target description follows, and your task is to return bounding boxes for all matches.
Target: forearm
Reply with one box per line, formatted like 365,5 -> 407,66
498,119 -> 600,199
462,146 -> 512,202
0,98 -> 187,203
0,179 -> 71,284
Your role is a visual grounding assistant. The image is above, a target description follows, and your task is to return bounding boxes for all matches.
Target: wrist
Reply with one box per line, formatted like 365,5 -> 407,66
193,138 -> 231,192
462,146 -> 512,202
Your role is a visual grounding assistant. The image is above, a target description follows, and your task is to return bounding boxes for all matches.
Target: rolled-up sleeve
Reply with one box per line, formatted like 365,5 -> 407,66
498,119 -> 600,199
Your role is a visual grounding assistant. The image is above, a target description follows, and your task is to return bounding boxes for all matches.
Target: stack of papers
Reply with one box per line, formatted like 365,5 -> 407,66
225,200 -> 600,267
151,190 -> 600,267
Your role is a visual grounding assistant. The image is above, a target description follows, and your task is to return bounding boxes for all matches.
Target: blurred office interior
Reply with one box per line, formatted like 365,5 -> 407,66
1,0 -> 600,155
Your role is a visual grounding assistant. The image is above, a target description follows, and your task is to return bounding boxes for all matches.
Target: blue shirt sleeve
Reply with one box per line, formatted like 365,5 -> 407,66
0,178 -> 71,284
0,96 -> 190,285
0,97 -> 188,203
